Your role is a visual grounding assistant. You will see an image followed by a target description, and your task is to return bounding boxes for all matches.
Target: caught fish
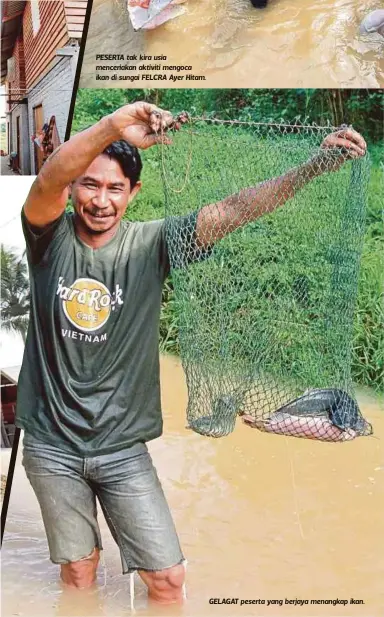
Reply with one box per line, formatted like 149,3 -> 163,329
242,389 -> 372,442
187,394 -> 240,438
242,412 -> 358,441
127,0 -> 186,31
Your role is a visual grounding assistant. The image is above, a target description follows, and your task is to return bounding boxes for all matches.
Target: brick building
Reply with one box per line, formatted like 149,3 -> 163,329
1,1 -> 87,174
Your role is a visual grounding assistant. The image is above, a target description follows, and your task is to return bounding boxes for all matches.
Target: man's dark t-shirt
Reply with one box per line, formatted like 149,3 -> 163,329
16,210 -> 205,456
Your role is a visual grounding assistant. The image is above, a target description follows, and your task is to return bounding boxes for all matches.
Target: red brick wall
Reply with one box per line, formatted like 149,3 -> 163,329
23,0 -> 69,90
7,36 -> 26,106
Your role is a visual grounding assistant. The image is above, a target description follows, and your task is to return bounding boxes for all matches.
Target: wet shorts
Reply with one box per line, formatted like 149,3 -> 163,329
22,433 -> 184,573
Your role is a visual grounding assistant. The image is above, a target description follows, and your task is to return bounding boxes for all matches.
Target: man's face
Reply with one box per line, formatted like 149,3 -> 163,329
70,154 -> 141,234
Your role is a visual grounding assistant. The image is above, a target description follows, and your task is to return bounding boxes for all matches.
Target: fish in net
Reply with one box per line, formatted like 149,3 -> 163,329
241,389 -> 372,441
154,117 -> 372,442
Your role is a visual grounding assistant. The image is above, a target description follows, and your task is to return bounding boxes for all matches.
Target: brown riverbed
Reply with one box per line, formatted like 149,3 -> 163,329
80,0 -> 384,88
1,355 -> 383,616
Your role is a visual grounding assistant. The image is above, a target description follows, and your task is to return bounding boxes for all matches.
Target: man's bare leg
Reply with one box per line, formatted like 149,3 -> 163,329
60,547 -> 100,588
138,563 -> 186,605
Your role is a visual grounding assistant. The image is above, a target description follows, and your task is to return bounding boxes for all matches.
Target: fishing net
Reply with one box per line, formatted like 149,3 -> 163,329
156,118 -> 372,441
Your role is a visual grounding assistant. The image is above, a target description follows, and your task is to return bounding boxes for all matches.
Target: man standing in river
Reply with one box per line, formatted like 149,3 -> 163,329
16,101 -> 366,605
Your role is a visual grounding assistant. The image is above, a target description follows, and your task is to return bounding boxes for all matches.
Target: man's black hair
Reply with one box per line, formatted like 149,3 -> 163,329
102,140 -> 143,188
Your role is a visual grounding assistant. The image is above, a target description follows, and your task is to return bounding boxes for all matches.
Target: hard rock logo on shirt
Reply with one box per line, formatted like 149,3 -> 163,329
56,277 -> 124,340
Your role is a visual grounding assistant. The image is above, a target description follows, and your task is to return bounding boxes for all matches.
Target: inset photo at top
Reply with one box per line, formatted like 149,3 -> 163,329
80,0 -> 384,88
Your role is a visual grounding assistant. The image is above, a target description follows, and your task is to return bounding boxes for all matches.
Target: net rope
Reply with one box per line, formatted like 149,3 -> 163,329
153,117 -> 372,442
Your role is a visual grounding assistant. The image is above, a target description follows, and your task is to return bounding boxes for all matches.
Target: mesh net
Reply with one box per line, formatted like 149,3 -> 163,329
156,118 -> 372,441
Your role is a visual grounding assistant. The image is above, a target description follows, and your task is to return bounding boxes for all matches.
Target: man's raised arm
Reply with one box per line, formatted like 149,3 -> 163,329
195,128 -> 367,248
23,102 -> 176,228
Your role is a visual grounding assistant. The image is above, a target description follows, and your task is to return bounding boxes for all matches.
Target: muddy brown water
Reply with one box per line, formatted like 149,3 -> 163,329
80,0 -> 144,88
1,355 -> 383,617
146,0 -> 384,87
80,0 -> 384,88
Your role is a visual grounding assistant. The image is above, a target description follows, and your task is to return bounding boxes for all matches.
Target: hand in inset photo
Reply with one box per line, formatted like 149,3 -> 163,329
360,9 -> 384,37
127,0 -> 188,31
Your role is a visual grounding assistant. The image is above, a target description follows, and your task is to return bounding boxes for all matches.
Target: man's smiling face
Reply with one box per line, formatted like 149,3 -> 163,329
70,154 -> 141,235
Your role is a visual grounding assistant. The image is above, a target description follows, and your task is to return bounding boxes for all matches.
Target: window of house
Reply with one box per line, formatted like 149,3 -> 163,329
31,1 -> 41,36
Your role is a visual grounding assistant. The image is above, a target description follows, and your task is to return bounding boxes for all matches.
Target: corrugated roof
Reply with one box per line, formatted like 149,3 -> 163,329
1,1 -> 27,84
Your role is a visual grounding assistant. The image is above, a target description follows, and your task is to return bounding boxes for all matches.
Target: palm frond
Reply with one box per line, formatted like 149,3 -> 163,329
1,245 -> 30,340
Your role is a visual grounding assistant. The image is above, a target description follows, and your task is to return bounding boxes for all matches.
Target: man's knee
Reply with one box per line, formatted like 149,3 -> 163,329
139,563 -> 185,604
60,547 -> 100,588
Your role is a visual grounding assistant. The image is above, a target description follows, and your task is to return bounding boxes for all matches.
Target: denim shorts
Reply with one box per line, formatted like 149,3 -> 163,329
22,433 -> 184,574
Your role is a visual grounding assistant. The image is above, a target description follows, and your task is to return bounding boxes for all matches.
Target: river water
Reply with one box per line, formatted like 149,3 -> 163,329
1,355 -> 383,616
146,0 -> 384,88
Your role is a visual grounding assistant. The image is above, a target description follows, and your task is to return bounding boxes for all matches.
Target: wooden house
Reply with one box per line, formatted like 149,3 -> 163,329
1,1 -> 87,174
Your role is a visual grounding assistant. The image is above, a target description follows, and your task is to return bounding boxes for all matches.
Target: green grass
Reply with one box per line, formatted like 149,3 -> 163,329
351,154 -> 383,390
125,128 -> 383,392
